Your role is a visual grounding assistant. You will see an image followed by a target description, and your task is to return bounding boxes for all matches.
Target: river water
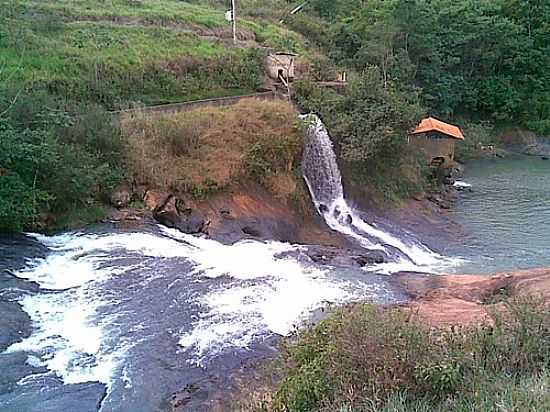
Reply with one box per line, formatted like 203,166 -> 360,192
1,122 -> 546,412
446,156 -> 550,274
0,116 -> 462,412
0,224 -> 410,412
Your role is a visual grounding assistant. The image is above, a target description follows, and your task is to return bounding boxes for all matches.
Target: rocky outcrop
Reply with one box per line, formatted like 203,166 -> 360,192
151,194 -> 208,235
393,268 -> 550,326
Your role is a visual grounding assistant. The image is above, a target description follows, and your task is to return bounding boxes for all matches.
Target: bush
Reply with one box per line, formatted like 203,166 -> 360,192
57,106 -> 126,167
454,121 -> 496,161
0,109 -> 124,231
258,296 -> 550,412
294,69 -> 428,203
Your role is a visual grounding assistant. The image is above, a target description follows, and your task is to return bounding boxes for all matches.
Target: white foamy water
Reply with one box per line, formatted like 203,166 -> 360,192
454,180 -> 472,188
302,114 -> 462,274
161,227 -> 369,364
6,228 -> 381,388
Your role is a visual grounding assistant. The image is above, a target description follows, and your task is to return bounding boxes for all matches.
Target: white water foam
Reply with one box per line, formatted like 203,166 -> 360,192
302,114 -> 462,274
160,227 -> 369,364
454,180 -> 472,188
7,229 -> 380,380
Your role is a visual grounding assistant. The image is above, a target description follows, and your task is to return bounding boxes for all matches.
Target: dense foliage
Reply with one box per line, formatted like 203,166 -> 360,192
294,69 -> 428,201
251,297 -> 550,411
300,0 -> 550,132
0,112 -> 124,232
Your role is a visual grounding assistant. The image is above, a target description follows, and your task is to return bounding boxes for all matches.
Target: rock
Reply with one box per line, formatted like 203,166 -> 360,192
542,156 -> 549,160
144,190 -> 171,211
241,225 -> 263,237
181,212 -> 208,234
220,207 -> 232,219
109,186 -> 131,209
169,384 -> 199,410
318,203 -> 329,214
154,210 -> 207,235
344,214 -> 353,225
175,198 -> 191,215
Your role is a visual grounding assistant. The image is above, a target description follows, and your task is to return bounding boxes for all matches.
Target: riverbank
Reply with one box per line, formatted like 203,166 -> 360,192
231,267 -> 550,412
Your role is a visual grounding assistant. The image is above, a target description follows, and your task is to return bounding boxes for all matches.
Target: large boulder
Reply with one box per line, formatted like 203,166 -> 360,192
152,195 -> 208,234
143,190 -> 171,211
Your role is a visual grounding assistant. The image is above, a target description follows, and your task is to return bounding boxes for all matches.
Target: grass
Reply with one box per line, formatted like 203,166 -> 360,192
52,203 -> 110,231
245,296 -> 550,412
0,0 -> 306,111
121,99 -> 304,200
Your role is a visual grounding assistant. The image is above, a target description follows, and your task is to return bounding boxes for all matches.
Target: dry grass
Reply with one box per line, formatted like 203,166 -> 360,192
120,99 -> 303,198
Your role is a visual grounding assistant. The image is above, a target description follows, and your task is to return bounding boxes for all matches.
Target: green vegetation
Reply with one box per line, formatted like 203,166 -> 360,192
0,111 -> 124,232
287,0 -> 550,199
250,297 -> 550,411
298,0 -> 550,131
295,70 -> 429,202
121,99 -> 303,201
1,0 -> 549,229
0,0 -> 305,231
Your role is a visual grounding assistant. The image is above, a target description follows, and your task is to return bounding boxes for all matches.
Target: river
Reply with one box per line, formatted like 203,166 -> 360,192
1,124 -> 547,411
446,156 -> 550,274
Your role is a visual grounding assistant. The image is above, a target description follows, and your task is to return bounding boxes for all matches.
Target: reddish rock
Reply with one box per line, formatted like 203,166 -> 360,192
143,190 -> 171,211
394,268 -> 550,327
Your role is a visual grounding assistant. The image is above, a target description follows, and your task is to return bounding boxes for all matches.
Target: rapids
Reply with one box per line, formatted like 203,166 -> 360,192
0,115 -> 459,411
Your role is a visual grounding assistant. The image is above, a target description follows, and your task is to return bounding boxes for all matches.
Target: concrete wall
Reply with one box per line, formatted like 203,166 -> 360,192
114,91 -> 282,116
410,133 -> 456,164
265,54 -> 295,81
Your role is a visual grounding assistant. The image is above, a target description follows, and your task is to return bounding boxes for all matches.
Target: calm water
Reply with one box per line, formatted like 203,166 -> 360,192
447,156 -> 550,274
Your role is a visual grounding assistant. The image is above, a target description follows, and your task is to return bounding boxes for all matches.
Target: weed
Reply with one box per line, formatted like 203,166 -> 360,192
251,297 -> 550,412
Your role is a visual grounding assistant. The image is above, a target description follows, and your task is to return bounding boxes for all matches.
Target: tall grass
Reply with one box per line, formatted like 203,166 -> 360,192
121,99 -> 303,199
249,296 -> 550,412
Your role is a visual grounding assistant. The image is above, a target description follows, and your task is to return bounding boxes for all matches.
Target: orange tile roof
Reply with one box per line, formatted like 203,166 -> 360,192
412,117 -> 465,140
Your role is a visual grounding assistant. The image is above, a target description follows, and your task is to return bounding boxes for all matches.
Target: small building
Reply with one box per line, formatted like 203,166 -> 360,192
409,117 -> 465,166
265,52 -> 296,83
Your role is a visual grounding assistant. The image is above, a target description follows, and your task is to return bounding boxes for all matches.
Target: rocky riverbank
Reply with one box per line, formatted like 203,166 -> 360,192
393,267 -> 550,326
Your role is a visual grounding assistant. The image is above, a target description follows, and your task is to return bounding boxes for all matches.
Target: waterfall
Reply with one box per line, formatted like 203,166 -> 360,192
302,114 -> 460,273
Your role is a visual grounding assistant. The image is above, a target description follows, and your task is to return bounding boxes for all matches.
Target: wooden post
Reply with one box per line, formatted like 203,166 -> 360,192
231,0 -> 237,45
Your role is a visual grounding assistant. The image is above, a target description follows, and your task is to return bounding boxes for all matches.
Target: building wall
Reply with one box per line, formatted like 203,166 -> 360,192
410,133 -> 456,164
265,54 -> 295,81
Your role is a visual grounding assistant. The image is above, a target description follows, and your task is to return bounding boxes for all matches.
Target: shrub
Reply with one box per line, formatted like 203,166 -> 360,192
257,297 -> 550,412
57,105 -> 126,167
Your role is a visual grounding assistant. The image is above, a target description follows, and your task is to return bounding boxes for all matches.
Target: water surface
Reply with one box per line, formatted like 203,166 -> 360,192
448,156 -> 550,273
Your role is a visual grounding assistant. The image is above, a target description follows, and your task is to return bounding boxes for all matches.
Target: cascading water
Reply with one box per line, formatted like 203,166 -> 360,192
0,115 -> 459,412
0,226 -> 402,412
301,114 -> 461,273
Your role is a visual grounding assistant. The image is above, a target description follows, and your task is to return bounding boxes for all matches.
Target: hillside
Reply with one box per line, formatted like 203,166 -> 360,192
1,0 -> 549,232
0,0 -> 303,109
0,0 -> 310,231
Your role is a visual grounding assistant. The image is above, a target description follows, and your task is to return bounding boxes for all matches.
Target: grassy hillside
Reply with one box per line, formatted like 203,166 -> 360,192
121,99 -> 304,200
0,0 -> 303,111
0,0 -> 309,231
